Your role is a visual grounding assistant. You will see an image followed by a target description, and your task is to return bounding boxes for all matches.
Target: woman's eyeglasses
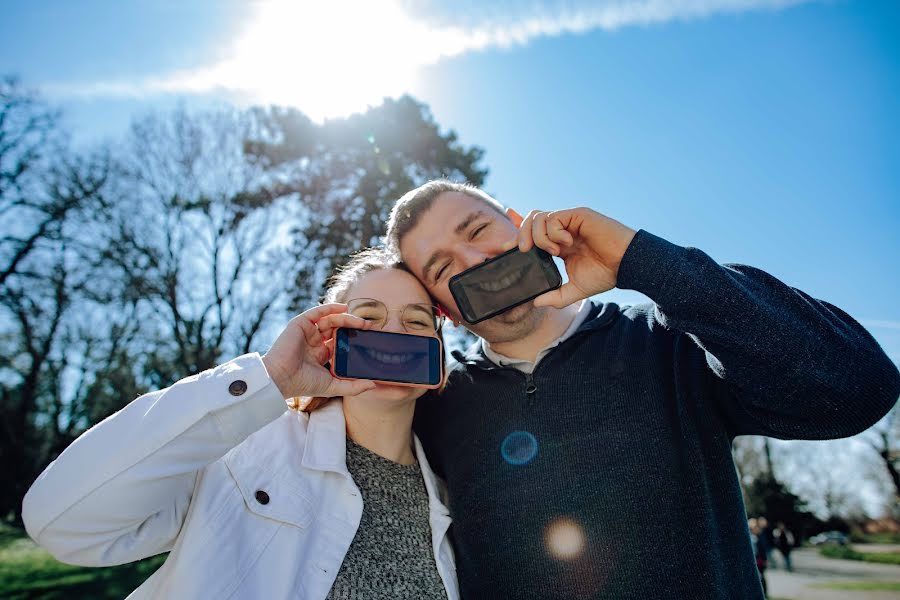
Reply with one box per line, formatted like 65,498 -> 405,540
346,298 -> 444,333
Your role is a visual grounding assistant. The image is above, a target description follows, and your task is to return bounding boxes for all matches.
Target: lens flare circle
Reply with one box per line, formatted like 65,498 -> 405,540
545,516 -> 586,561
501,430 -> 539,465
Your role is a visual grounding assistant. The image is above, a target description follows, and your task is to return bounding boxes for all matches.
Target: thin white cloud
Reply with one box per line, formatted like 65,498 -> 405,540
41,0 -> 816,119
861,319 -> 900,331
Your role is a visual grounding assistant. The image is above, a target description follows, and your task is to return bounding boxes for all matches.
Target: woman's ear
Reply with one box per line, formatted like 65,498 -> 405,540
505,207 -> 524,228
437,303 -> 460,327
436,304 -> 452,319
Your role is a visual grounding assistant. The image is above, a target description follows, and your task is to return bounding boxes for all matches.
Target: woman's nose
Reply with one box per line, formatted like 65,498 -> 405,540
382,314 -> 406,334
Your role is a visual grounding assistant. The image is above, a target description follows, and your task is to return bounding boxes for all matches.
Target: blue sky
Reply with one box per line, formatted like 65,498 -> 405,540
2,0 -> 898,366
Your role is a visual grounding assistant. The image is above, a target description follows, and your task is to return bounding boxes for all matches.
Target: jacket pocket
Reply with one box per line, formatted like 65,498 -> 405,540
223,447 -> 315,529
158,458 -> 307,599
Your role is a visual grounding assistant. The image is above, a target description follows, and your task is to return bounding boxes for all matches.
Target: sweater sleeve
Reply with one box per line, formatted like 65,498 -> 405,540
21,353 -> 287,566
616,230 -> 900,440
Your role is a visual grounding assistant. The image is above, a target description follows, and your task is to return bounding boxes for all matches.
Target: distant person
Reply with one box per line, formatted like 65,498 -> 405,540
774,522 -> 795,572
22,249 -> 459,600
759,516 -> 776,568
387,179 -> 900,599
749,518 -> 769,597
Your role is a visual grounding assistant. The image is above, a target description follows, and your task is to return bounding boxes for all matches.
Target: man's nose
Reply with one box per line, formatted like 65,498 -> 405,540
458,246 -> 497,270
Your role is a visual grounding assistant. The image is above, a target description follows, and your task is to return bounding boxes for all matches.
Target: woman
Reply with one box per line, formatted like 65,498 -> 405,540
22,248 -> 458,600
748,517 -> 769,597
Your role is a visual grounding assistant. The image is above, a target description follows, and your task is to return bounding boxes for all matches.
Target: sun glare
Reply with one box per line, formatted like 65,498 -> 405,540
201,1 -> 456,121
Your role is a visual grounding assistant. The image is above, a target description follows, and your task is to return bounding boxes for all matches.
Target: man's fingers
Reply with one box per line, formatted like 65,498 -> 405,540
533,283 -> 585,309
546,215 -> 574,247
531,212 -> 560,256
518,210 -> 540,252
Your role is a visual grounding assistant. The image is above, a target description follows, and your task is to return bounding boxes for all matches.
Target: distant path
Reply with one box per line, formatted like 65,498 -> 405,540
767,547 -> 900,600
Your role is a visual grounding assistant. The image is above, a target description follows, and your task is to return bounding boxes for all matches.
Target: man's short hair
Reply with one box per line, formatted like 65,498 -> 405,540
385,179 -> 505,254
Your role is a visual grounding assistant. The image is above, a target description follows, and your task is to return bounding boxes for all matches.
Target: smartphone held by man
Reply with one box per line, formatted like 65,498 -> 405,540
449,246 -> 562,324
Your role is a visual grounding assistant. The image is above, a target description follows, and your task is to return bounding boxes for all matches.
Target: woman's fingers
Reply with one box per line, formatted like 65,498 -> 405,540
327,377 -> 377,398
311,343 -> 331,366
300,303 -> 349,322
296,315 -> 326,348
314,313 -> 371,340
292,303 -> 348,347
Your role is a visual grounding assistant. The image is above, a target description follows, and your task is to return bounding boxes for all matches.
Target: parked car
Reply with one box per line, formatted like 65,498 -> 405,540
809,531 -> 849,546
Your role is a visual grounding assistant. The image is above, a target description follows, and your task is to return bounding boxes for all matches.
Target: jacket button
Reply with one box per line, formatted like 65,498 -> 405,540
229,380 -> 248,396
255,490 -> 270,505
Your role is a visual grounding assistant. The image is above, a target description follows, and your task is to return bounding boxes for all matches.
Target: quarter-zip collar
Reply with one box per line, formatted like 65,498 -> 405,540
451,301 -> 621,370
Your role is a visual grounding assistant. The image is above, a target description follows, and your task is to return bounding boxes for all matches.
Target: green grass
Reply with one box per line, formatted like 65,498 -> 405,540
813,581 -> 900,592
819,544 -> 900,565
849,531 -> 900,544
0,525 -> 165,599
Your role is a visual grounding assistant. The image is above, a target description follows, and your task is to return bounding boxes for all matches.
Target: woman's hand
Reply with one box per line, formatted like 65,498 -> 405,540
262,304 -> 376,400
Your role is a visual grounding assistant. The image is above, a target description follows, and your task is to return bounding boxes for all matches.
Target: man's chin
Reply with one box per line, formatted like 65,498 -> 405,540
495,302 -> 534,324
469,301 -> 543,340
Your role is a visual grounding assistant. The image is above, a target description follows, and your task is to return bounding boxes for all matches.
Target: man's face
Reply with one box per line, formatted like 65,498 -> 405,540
399,191 -> 545,342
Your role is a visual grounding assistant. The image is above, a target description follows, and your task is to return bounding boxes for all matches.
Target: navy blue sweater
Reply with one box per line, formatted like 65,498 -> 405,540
414,230 -> 900,600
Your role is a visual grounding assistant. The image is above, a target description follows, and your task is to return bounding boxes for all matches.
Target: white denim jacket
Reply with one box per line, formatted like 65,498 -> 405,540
22,353 -> 459,599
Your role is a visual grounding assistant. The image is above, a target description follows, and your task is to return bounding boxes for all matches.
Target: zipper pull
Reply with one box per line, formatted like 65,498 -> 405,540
524,373 -> 537,394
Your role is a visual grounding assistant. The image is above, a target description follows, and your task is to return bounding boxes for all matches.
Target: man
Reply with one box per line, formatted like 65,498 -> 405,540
774,522 -> 795,572
758,516 -> 776,568
386,180 -> 899,599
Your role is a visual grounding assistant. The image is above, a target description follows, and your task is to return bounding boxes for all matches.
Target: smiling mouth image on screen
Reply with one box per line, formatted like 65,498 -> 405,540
347,340 -> 431,383
464,261 -> 535,318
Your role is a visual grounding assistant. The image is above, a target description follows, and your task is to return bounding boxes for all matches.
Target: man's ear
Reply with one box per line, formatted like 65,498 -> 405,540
505,207 -> 524,228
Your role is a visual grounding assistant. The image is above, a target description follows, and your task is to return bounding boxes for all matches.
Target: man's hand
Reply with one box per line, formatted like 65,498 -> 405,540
508,208 -> 637,309
262,304 -> 376,400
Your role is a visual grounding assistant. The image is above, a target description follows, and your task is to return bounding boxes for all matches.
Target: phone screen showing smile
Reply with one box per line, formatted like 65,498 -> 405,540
449,246 -> 563,324
333,328 -> 443,386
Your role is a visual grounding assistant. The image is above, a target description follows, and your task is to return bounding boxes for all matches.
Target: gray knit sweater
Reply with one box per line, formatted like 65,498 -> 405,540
325,438 -> 447,600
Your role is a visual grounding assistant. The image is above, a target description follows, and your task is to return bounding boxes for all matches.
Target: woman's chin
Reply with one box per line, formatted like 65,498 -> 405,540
353,382 -> 425,403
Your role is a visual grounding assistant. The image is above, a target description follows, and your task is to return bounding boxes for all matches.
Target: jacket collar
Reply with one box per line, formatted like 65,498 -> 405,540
300,399 -> 450,516
300,400 -> 349,475
451,301 -> 620,370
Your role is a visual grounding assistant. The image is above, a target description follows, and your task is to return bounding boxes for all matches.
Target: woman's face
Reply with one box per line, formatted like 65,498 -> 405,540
339,267 -> 437,404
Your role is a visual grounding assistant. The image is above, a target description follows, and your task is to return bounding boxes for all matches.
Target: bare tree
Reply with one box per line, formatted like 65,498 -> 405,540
861,407 -> 900,513
0,77 -> 111,522
85,106 -> 288,382
0,77 -> 70,286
